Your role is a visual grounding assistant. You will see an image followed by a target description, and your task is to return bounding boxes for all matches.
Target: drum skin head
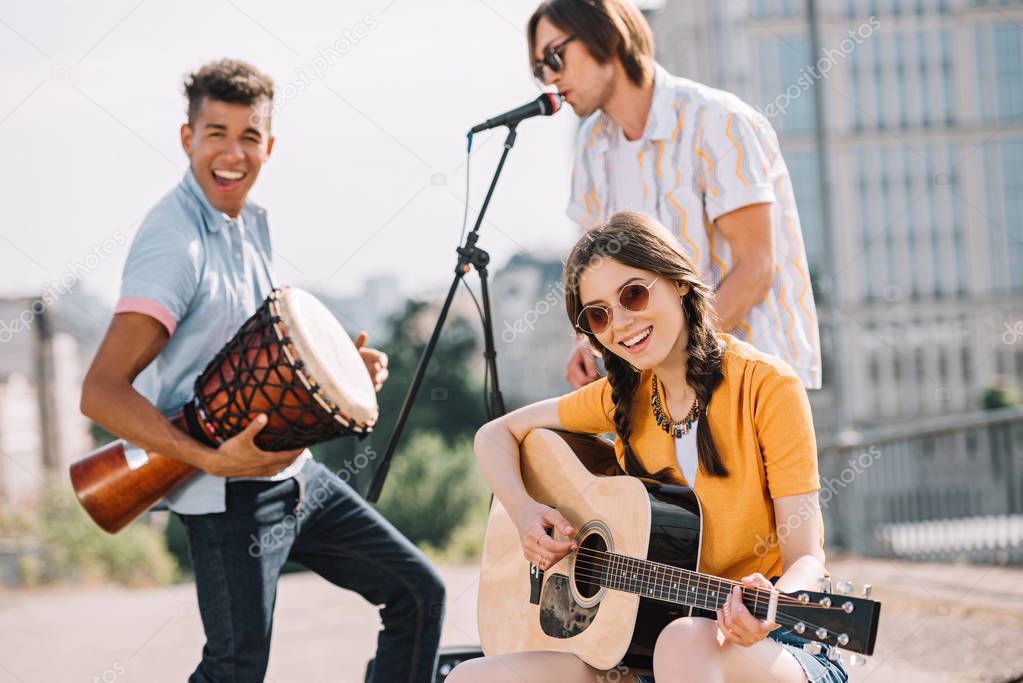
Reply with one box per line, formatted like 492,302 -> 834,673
277,287 -> 379,427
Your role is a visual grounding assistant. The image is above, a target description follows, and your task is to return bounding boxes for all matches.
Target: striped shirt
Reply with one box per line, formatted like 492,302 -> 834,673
568,63 -> 821,389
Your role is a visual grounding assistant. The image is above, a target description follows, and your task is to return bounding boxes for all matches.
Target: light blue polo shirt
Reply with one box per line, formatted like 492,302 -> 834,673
116,168 -> 308,515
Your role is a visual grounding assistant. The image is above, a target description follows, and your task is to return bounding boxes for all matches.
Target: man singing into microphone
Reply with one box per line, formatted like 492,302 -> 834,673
528,0 -> 821,391
80,59 -> 444,682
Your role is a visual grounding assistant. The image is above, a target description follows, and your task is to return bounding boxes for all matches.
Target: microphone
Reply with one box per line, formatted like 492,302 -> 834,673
469,93 -> 564,134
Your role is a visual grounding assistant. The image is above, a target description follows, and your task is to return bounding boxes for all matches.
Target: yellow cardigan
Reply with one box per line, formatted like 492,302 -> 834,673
557,333 -> 822,581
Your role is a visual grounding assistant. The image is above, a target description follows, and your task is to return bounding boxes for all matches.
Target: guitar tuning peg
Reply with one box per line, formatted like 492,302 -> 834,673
836,580 -> 853,593
861,583 -> 872,598
827,647 -> 842,662
818,577 -> 832,593
849,654 -> 866,667
802,642 -> 822,655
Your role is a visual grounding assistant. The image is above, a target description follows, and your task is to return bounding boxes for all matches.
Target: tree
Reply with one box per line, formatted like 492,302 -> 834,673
374,433 -> 489,553
314,298 -> 489,499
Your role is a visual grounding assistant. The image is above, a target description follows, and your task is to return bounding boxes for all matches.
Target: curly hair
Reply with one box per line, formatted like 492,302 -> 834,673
563,211 -> 727,480
183,58 -> 274,126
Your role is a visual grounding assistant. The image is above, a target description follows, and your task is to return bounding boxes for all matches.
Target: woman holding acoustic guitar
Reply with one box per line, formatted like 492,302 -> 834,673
449,212 -> 847,683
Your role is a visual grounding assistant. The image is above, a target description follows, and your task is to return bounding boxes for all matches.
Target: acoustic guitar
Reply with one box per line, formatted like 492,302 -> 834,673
478,429 -> 881,671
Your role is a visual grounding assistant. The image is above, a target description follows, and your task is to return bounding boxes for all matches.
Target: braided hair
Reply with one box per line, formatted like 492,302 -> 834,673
564,212 -> 727,480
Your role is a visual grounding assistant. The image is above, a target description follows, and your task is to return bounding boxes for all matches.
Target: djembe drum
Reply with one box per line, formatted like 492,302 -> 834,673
70,287 -> 378,533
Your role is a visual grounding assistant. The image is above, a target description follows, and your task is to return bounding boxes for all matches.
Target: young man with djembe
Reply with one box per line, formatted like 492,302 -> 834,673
80,59 -> 445,683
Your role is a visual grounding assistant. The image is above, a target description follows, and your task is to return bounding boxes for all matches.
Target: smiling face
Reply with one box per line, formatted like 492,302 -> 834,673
180,97 -> 274,217
532,15 -> 615,118
577,258 -> 690,372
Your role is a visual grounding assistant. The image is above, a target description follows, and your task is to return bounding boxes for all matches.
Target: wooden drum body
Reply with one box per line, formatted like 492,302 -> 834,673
70,287 -> 378,533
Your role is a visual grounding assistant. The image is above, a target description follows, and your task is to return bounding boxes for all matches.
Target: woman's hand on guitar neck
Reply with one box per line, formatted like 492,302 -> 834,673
716,573 -> 779,647
512,500 -> 578,571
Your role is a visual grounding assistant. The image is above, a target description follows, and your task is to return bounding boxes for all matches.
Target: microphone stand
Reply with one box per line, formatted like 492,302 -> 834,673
366,124 -> 518,502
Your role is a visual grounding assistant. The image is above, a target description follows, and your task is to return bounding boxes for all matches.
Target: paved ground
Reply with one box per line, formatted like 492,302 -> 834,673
1,556 -> 1021,682
821,555 -> 1023,683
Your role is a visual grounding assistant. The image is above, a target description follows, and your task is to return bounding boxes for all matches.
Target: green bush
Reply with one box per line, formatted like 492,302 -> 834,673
429,494 -> 491,563
0,489 -> 179,587
375,432 -> 490,559
982,382 -> 1021,410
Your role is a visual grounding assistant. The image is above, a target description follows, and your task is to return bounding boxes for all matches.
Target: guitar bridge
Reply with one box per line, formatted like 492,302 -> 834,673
529,524 -> 556,605
529,562 -> 543,604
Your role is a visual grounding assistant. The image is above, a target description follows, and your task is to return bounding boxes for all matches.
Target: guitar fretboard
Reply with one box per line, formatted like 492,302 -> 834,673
593,551 -> 772,621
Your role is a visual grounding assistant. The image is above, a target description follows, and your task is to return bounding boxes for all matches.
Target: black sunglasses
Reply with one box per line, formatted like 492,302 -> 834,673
533,35 -> 576,81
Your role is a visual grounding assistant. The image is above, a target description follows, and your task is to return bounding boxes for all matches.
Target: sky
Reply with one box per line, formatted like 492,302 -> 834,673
0,0 -> 583,304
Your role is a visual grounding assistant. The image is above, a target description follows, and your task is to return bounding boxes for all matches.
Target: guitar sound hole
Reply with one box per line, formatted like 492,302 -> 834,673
574,531 -> 607,599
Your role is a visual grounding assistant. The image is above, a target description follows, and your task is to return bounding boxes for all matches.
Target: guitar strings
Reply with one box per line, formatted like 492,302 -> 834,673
564,567 -> 845,643
562,560 -> 844,642
570,550 -> 851,624
568,555 -> 840,624
564,551 -> 851,641
570,547 -> 852,611
567,557 -> 833,624
569,547 -> 843,610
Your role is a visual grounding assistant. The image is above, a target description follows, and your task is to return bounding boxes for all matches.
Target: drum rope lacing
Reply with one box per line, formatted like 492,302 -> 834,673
191,289 -> 373,451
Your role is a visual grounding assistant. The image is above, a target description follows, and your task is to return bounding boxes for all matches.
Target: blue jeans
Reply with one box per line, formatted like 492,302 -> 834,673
633,627 -> 848,683
177,459 -> 445,683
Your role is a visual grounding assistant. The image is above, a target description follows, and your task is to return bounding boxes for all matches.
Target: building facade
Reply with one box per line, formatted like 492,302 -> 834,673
648,0 -> 1023,429
0,298 -> 92,505
492,251 -> 573,409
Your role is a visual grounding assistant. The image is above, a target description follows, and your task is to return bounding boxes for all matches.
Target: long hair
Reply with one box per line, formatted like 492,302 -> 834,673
563,211 -> 727,479
527,0 -> 655,88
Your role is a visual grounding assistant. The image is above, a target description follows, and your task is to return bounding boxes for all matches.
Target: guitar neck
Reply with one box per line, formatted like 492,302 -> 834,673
596,551 -> 773,621
588,549 -> 882,655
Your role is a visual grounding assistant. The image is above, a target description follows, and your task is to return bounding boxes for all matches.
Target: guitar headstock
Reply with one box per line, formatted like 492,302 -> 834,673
776,579 -> 881,657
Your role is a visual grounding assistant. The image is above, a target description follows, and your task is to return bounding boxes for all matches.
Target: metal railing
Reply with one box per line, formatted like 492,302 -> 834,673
817,405 -> 1023,563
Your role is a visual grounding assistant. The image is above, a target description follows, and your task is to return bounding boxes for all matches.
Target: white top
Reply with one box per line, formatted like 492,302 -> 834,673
568,63 -> 821,389
674,418 -> 699,485
611,127 -> 646,212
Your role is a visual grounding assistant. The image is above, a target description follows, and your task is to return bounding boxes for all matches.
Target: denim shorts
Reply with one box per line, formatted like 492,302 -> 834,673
632,627 -> 848,683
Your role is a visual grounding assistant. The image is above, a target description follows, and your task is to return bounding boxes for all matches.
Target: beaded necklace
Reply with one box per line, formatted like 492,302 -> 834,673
651,375 -> 700,437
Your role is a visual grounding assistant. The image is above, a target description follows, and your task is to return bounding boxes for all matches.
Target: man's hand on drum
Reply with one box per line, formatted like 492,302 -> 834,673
205,415 -> 305,478
354,331 -> 388,392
